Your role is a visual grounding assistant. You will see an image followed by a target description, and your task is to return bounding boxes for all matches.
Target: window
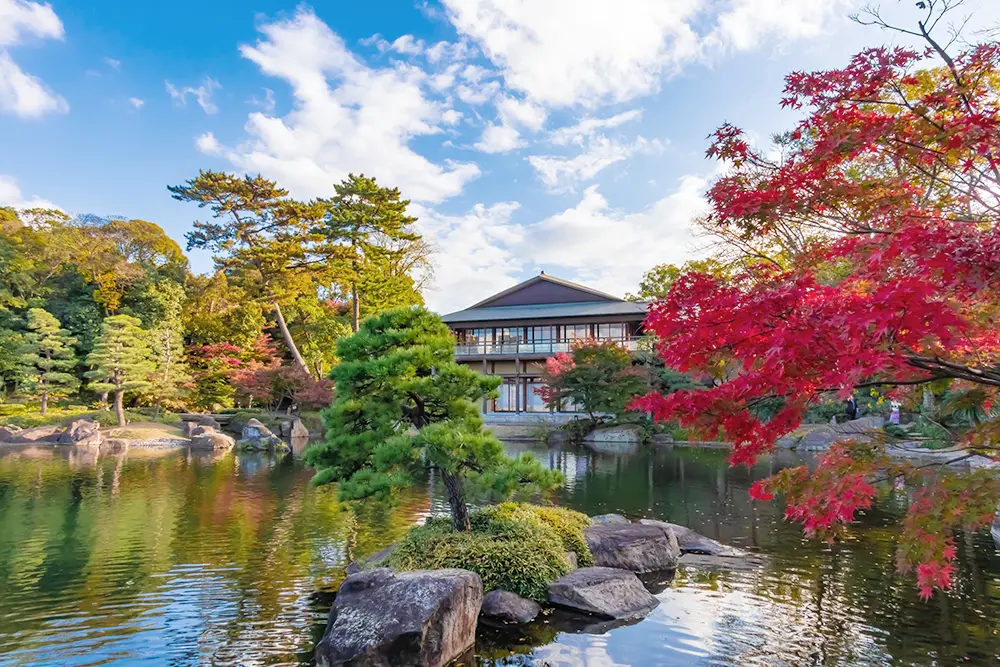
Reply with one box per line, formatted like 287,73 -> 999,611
598,323 -> 625,340
564,324 -> 590,341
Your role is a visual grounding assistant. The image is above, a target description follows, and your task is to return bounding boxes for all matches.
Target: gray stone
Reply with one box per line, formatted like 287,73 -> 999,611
278,421 -> 292,437
548,567 -> 659,620
183,421 -> 200,437
0,425 -> 23,442
290,418 -> 309,440
237,418 -> 284,451
590,513 -> 630,525
190,431 -> 236,452
58,419 -> 102,447
345,543 -> 398,575
993,508 -> 1000,551
638,519 -> 748,557
188,424 -> 215,438
565,551 -> 578,570
582,425 -> 643,454
0,425 -> 63,444
197,415 -> 221,430
315,568 -> 482,667
585,523 -> 680,572
480,590 -> 540,624
99,438 -> 129,455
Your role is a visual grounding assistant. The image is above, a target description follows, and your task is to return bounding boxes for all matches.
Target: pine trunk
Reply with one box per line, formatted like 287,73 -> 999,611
441,470 -> 470,532
351,283 -> 360,333
113,390 -> 126,427
272,301 -> 311,376
40,393 -> 48,415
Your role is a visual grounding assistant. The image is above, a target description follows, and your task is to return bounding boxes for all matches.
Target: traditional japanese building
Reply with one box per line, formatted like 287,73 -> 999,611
441,272 -> 649,415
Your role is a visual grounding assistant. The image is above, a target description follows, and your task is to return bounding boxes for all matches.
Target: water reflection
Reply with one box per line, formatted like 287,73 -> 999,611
0,442 -> 998,666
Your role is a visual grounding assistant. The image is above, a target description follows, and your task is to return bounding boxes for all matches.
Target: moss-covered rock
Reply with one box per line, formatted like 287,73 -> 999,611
382,503 -> 593,603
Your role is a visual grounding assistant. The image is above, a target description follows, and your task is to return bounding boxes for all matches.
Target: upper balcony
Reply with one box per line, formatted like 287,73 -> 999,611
455,337 -> 642,358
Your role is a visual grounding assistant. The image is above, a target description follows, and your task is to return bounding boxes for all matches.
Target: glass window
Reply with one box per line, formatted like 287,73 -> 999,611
565,324 -> 589,341
598,323 -> 625,340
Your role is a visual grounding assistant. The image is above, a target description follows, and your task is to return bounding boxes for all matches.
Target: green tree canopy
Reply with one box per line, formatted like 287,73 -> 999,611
538,340 -> 650,421
14,308 -> 79,414
319,174 -> 424,332
305,307 -> 562,531
85,314 -> 154,426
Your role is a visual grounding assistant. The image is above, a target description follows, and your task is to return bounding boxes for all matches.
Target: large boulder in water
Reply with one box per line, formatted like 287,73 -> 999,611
58,419 -> 102,447
196,415 -> 221,430
480,590 -> 540,625
548,567 -> 659,620
315,568 -> 482,667
638,519 -> 748,557
190,429 -> 236,452
238,418 -> 285,451
585,522 -> 680,572
582,425 -> 643,454
591,513 -> 629,525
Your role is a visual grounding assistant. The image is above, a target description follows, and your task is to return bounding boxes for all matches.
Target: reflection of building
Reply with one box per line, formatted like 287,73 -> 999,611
441,273 -> 648,414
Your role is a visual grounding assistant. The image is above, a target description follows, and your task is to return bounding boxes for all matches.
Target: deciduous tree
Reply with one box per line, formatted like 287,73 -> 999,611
538,340 -> 649,421
632,5 -> 1000,599
305,307 -> 561,531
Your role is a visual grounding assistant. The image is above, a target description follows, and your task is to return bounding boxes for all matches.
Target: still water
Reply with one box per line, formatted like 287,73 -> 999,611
0,442 -> 998,666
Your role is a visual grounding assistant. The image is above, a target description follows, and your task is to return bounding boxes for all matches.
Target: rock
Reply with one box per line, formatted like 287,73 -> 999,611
993,508 -> 1000,551
188,424 -> 216,438
0,425 -> 63,444
278,421 -> 292,437
183,421 -> 200,437
290,418 -> 309,440
591,513 -> 630,525
584,523 -> 680,572
835,415 -> 885,435
345,543 -> 398,575
237,418 -> 284,451
190,431 -> 236,452
99,438 -> 129,455
582,425 -> 643,455
638,519 -> 748,557
315,568 -> 482,667
651,434 -> 674,448
480,590 -> 540,625
197,415 -> 221,430
565,551 -> 578,570
58,419 -> 102,447
548,567 -> 659,621
0,425 -> 23,442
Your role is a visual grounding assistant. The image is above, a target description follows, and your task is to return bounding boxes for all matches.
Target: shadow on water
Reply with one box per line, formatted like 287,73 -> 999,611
0,441 -> 998,666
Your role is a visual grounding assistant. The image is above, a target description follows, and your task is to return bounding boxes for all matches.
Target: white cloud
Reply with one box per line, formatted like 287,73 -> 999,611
165,77 -> 220,114
0,174 -> 59,210
391,34 -> 425,56
441,108 -> 463,125
497,94 -> 545,131
128,96 -> 144,109
518,174 -> 711,296
529,135 -> 663,190
418,171 -> 712,311
195,131 -> 221,155
550,110 -> 642,146
474,122 -> 523,153
0,0 -> 67,118
413,201 -> 524,312
442,0 -> 855,108
456,79 -> 499,105
248,86 -> 276,112
205,7 -> 477,203
103,56 -> 121,70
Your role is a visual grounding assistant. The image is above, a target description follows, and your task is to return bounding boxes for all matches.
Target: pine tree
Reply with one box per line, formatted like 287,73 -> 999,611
148,320 -> 192,415
305,307 -> 562,531
14,308 -> 79,415
320,174 -> 422,332
85,314 -> 154,426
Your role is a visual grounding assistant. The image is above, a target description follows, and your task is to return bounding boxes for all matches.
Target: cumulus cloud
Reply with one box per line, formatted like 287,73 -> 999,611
248,87 -> 275,112
203,7 -> 478,203
442,0 -> 854,108
528,135 -> 664,191
474,122 -> 523,153
550,110 -> 643,146
0,173 -> 59,210
166,77 -> 221,114
195,131 -> 221,155
0,0 -> 67,118
128,96 -> 144,109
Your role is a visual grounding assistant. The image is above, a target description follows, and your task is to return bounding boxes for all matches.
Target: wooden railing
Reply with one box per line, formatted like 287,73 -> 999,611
454,337 -> 641,357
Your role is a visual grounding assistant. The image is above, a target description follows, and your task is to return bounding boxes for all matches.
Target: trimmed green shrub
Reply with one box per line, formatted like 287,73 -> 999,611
383,503 -> 593,602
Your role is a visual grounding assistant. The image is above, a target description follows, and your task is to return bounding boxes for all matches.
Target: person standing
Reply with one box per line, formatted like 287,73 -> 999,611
846,394 -> 859,421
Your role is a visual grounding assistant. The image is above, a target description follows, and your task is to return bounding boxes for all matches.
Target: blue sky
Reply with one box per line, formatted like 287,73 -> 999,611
2,0 -> 998,313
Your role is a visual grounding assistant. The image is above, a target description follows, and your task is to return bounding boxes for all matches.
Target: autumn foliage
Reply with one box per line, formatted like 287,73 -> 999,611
632,24 -> 1000,598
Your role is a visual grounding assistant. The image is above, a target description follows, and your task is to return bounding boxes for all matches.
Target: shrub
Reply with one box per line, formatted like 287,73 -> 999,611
384,503 -> 592,602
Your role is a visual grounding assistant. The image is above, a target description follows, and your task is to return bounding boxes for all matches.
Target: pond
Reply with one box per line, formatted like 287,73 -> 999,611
0,442 -> 998,666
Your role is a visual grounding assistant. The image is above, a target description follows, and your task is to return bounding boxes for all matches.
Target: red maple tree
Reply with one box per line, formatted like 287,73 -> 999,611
632,5 -> 1000,598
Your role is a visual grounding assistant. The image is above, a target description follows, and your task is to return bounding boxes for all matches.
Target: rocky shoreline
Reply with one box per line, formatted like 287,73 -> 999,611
319,514 -> 756,666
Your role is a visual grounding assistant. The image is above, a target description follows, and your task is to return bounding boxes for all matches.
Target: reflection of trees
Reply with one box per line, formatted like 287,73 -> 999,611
0,450 -> 435,665
502,441 -> 1000,666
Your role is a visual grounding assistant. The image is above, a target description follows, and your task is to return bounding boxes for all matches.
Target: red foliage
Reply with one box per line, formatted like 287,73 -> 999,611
632,35 -> 1000,597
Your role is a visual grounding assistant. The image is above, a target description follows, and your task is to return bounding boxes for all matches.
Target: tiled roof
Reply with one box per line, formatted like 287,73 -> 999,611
441,300 -> 649,324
